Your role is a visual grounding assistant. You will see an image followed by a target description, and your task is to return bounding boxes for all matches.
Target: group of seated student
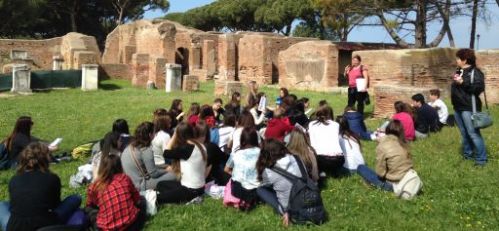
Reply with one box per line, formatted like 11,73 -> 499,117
0,83 -> 435,230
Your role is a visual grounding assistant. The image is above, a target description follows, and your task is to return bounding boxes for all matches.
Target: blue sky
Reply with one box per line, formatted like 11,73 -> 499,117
145,0 -> 499,49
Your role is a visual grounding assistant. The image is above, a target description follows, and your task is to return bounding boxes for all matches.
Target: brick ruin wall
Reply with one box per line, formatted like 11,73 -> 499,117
374,85 -> 432,118
354,48 -> 499,118
237,34 -> 316,85
0,33 -> 100,74
278,41 -> 339,91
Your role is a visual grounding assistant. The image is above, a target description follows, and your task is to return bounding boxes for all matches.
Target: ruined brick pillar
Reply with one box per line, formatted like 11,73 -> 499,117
148,56 -> 167,88
203,40 -> 216,77
218,34 -> 237,81
190,43 -> 202,71
131,53 -> 149,87
182,75 -> 200,92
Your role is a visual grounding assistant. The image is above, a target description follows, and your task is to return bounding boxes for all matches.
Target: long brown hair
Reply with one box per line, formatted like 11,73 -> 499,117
17,142 -> 50,174
131,122 -> 154,149
6,116 -> 33,151
386,120 -> 409,150
286,128 -> 317,176
94,154 -> 123,192
169,122 -> 206,177
256,139 -> 288,181
313,106 -> 334,125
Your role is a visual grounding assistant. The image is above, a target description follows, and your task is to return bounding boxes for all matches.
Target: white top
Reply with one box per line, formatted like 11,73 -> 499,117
151,131 -> 171,165
180,144 -> 207,189
226,147 -> 261,190
218,126 -> 235,148
308,120 -> 343,156
250,107 -> 266,125
429,99 -> 449,124
339,135 -> 365,170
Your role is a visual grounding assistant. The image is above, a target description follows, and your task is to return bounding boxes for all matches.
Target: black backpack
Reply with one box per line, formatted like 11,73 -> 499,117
271,155 -> 327,225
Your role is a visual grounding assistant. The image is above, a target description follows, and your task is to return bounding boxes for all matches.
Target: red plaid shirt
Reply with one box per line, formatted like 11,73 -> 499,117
87,173 -> 140,231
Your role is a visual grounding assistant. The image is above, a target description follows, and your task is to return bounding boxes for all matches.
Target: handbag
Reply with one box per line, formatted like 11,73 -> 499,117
470,69 -> 493,129
131,147 -> 157,216
393,169 -> 423,200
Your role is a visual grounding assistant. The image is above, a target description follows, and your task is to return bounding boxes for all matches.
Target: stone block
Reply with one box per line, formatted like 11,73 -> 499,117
190,69 -> 209,82
182,75 -> 199,92
52,55 -> 64,70
214,80 -> 242,96
81,64 -> 99,91
165,63 -> 182,92
74,51 -> 98,69
279,41 -> 339,91
11,64 -> 31,93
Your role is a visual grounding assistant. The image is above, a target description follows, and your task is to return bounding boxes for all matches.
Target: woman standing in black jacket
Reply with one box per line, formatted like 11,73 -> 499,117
451,49 -> 487,166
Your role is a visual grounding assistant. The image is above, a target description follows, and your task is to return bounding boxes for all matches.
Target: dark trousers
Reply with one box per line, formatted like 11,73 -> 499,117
156,181 -> 204,204
256,187 -> 283,215
125,198 -> 147,231
317,155 -> 345,177
347,87 -> 367,115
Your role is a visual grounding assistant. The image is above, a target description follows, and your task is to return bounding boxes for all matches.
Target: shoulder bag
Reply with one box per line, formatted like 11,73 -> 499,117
470,69 -> 493,129
131,147 -> 157,216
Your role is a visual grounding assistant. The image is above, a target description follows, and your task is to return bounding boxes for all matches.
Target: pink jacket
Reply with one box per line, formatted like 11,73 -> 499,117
392,112 -> 415,141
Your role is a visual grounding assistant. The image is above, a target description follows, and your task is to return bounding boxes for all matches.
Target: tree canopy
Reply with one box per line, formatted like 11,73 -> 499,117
0,0 -> 169,46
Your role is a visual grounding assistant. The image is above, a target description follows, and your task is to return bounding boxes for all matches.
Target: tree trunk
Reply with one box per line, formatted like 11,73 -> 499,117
433,0 -> 455,47
377,13 -> 410,48
415,0 -> 427,48
470,0 -> 479,49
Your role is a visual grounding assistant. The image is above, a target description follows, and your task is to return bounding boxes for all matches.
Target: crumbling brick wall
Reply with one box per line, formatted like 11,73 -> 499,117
477,49 -> 499,105
279,41 -> 339,91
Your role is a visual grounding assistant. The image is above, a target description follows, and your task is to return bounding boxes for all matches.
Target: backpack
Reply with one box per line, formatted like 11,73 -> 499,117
393,169 -> 423,200
0,142 -> 11,170
271,155 -> 327,225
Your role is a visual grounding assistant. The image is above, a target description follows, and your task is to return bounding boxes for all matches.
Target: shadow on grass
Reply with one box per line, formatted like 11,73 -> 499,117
99,83 -> 122,91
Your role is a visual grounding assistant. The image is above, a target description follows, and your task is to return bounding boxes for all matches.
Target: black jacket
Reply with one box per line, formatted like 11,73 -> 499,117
414,104 -> 440,134
451,67 -> 485,112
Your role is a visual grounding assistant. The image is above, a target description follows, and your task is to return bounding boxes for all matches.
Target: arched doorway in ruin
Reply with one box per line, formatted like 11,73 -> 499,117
175,47 -> 189,75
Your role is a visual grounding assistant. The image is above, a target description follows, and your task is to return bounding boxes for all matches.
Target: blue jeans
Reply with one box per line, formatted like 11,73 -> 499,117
257,187 -> 284,215
0,195 -> 81,230
454,111 -> 487,165
0,202 -> 10,231
357,165 -> 393,191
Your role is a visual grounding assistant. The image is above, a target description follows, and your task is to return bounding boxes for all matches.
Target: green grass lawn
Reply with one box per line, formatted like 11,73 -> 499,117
1,80 -> 498,230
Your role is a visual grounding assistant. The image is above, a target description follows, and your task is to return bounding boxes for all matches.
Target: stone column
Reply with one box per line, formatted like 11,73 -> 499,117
190,43 -> 202,71
165,63 -> 182,92
11,64 -> 31,93
81,64 -> 99,91
52,55 -> 64,70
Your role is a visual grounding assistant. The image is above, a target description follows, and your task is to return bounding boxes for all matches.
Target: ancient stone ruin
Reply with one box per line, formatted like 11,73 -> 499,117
0,33 -> 100,73
1,19 -> 497,118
